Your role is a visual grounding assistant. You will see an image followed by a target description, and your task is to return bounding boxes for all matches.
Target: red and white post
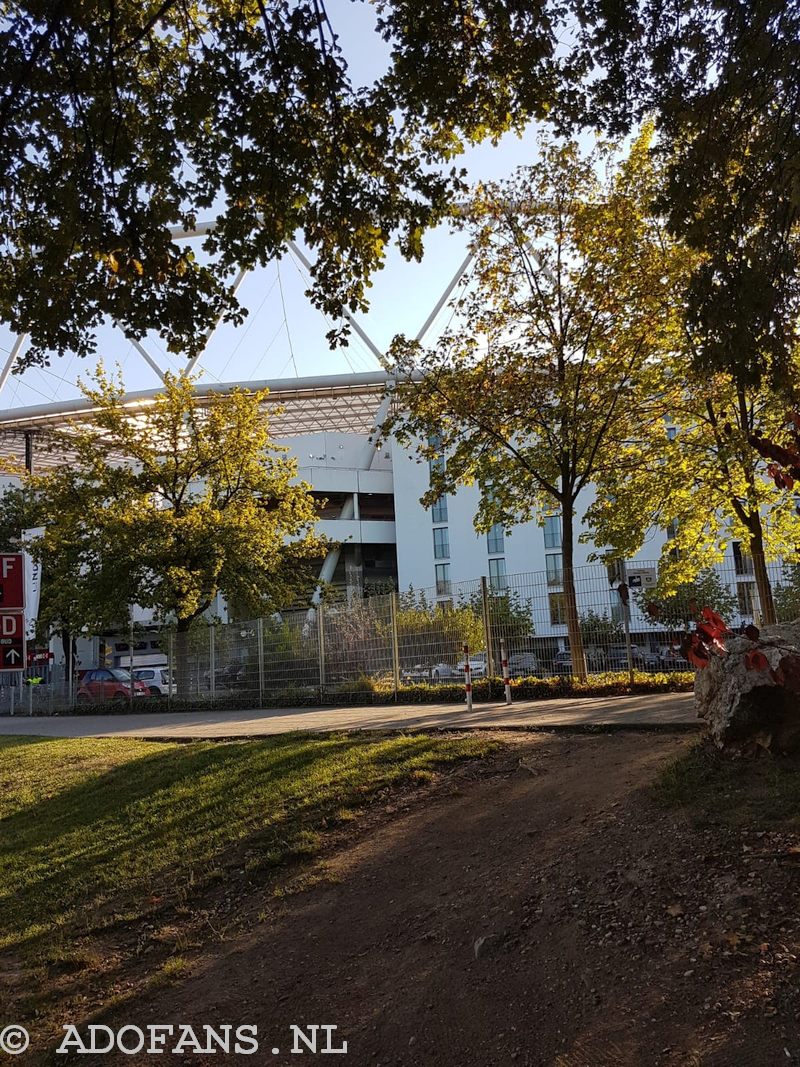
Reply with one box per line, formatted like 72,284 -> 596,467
463,642 -> 473,711
500,636 -> 512,705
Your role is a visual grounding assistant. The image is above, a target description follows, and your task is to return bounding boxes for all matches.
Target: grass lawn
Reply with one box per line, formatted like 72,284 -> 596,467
651,739 -> 800,827
0,731 -> 493,955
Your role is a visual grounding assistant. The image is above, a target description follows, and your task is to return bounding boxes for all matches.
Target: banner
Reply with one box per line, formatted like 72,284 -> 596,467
22,527 -> 44,641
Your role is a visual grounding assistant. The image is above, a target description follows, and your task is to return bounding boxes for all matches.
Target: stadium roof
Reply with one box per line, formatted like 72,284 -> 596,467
0,371 -> 406,471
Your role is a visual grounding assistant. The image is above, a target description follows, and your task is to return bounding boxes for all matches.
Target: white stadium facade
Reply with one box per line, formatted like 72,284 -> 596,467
0,369 -> 761,638
0,225 -> 771,678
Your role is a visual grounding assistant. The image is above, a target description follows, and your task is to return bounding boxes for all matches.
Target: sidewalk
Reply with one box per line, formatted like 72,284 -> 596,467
0,691 -> 697,739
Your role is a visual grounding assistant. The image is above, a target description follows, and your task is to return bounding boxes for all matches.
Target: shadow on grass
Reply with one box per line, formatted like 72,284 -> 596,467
0,731 -> 490,953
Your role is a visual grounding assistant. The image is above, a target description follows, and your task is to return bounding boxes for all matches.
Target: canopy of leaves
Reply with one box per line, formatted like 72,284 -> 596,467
573,0 -> 800,387
588,352 -> 800,599
396,589 -> 484,659
17,369 -> 326,634
0,0 -> 565,366
633,570 -> 738,632
3,0 -> 798,388
389,130 -> 681,538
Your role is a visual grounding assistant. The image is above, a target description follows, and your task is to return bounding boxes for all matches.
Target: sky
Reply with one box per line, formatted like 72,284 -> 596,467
0,2 -> 555,412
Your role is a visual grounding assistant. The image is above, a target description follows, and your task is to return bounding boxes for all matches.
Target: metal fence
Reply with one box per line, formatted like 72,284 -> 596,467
3,556 -> 798,715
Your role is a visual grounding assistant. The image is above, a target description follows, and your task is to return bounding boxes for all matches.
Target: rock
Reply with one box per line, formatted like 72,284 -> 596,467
694,620 -> 800,753
473,933 -> 501,959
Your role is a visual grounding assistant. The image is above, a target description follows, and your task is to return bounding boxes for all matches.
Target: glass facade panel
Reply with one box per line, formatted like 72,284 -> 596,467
488,557 -> 507,591
487,523 -> 504,555
543,514 -> 562,550
546,553 -> 563,586
435,563 -> 451,595
737,581 -> 756,616
433,527 -> 450,559
549,592 -> 566,625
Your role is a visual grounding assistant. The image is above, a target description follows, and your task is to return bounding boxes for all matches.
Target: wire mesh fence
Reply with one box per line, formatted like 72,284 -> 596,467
4,555 -> 798,715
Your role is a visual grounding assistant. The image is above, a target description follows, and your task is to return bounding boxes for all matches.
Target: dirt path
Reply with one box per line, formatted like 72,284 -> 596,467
71,731 -> 799,1067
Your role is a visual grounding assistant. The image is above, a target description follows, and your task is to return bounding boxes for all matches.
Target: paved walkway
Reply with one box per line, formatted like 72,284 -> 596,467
0,691 -> 697,739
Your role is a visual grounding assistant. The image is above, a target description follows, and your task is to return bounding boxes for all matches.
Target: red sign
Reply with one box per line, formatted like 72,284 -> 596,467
0,554 -> 24,609
0,610 -> 25,669
27,649 -> 53,665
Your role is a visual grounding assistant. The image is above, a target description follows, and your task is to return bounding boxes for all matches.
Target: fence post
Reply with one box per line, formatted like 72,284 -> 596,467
500,636 -> 512,705
9,685 -> 14,717
463,642 -> 473,711
129,614 -> 134,712
167,631 -> 174,709
480,576 -> 495,680
257,617 -> 265,707
618,581 -> 635,685
390,592 -> 400,700
209,624 -> 216,704
317,606 -> 326,695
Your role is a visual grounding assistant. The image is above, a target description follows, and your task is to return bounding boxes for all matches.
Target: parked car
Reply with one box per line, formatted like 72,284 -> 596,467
203,663 -> 250,690
605,644 -> 662,672
659,644 -> 691,670
132,666 -> 175,697
401,662 -> 457,683
507,652 -> 540,678
552,646 -> 607,674
454,651 -> 489,678
77,668 -> 151,704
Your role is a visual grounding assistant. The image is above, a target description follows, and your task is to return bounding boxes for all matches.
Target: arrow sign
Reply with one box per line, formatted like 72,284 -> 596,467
0,611 -> 25,670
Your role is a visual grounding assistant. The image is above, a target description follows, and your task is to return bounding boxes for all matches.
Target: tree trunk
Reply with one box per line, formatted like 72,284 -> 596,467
749,527 -> 777,625
60,629 -> 77,697
561,503 -> 588,683
174,621 -> 193,704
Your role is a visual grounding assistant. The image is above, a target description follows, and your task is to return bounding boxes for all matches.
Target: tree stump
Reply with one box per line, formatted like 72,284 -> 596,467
695,621 -> 800,754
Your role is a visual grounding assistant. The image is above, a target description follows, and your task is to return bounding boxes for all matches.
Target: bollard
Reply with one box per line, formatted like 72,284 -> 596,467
500,637 -> 512,705
463,642 -> 473,711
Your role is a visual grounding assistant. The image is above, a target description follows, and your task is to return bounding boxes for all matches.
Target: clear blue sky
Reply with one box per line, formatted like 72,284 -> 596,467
0,2 -> 552,410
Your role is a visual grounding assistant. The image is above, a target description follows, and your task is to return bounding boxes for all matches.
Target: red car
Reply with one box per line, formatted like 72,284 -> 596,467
77,668 -> 151,705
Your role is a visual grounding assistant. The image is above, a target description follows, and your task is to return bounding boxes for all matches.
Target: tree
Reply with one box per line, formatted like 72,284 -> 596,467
572,0 -> 800,389
774,567 -> 800,624
2,0 -> 797,400
589,353 -> 800,625
633,570 -> 738,634
0,0 -> 564,366
396,590 -> 484,668
390,131 -> 683,680
579,610 -> 622,645
20,369 -> 326,689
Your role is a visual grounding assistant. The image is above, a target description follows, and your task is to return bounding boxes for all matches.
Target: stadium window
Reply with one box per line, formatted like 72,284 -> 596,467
435,563 -> 451,596
432,496 -> 448,524
543,513 -> 562,550
549,592 -> 567,626
737,581 -> 756,616
546,552 -> 563,586
733,541 -> 754,576
433,527 -> 450,559
487,523 -> 504,555
488,557 -> 507,591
